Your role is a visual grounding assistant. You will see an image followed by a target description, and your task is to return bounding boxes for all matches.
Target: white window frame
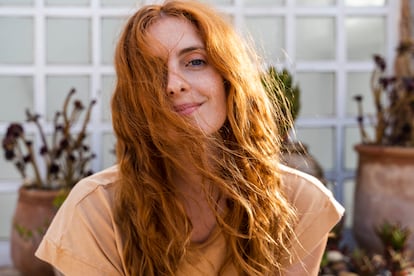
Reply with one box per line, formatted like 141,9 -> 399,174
0,0 -> 400,266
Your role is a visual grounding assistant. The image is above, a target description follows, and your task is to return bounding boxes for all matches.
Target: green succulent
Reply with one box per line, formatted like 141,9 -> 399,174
375,221 -> 411,252
262,66 -> 301,137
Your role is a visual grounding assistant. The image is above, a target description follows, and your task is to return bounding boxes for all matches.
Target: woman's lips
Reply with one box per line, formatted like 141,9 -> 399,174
174,103 -> 202,115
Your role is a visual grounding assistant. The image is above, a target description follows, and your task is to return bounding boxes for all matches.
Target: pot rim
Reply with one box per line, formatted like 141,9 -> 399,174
354,143 -> 414,158
17,186 -> 61,206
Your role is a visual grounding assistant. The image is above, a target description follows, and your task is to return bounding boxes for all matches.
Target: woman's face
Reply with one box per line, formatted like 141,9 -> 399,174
147,16 -> 227,135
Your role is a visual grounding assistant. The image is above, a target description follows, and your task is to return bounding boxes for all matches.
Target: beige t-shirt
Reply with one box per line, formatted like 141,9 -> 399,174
35,165 -> 344,275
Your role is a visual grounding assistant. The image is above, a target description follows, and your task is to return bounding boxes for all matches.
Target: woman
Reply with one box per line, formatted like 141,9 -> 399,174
36,1 -> 344,275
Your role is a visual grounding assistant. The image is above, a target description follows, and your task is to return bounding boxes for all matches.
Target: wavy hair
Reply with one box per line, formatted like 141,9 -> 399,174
111,0 -> 297,275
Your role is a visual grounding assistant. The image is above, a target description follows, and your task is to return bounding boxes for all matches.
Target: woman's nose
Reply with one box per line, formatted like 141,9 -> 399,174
166,71 -> 190,96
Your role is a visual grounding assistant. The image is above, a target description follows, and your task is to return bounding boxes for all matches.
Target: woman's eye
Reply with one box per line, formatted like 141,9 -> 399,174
186,59 -> 205,67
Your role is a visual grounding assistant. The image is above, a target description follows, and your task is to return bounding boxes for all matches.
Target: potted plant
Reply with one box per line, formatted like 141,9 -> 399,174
262,66 -> 326,183
352,0 -> 414,258
2,88 -> 96,275
320,221 -> 413,275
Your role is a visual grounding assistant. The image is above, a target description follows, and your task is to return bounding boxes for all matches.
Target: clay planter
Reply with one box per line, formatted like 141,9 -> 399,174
11,187 -> 59,276
353,144 -> 414,254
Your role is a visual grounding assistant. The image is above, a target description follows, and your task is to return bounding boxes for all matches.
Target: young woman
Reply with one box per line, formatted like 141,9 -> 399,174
36,1 -> 344,275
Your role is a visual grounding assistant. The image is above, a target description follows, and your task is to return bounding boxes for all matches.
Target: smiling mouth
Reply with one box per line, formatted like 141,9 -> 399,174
174,103 -> 202,115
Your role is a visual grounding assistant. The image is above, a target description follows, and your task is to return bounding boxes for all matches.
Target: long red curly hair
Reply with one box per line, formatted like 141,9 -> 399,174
111,0 -> 297,275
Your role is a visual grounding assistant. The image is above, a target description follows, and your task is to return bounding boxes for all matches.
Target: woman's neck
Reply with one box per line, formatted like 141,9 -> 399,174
173,168 -> 225,243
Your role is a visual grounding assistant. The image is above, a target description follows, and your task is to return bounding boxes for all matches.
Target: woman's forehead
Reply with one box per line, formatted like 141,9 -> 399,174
146,16 -> 204,58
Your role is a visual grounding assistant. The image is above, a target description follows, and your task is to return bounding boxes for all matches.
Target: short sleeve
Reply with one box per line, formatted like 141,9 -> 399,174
35,172 -> 125,275
280,165 -> 345,274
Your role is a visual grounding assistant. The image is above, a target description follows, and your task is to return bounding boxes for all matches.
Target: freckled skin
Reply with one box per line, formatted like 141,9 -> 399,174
148,17 -> 227,135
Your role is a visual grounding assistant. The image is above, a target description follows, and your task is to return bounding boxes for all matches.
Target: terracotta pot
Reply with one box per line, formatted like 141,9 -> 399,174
353,144 -> 414,254
11,187 -> 59,276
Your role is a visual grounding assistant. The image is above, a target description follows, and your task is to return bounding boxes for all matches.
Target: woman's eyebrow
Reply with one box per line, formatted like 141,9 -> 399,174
178,46 -> 205,57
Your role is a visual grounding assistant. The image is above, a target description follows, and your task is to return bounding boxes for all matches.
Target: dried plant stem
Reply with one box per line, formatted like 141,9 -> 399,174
68,107 -> 81,127
62,89 -> 76,137
52,112 -> 61,152
25,140 -> 43,189
64,155 -> 74,190
32,116 -> 52,178
74,101 -> 95,149
355,100 -> 370,144
15,141 -> 27,178
371,70 -> 386,144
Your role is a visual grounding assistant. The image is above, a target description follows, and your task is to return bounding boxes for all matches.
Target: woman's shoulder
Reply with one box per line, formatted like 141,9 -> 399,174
278,163 -> 344,231
278,164 -> 345,269
66,165 -> 119,206
36,165 -> 125,274
76,164 -> 119,190
279,164 -> 340,209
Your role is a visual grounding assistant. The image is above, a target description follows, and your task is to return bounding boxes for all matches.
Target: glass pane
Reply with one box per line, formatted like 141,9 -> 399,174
101,75 -> 115,122
344,127 -> 359,170
0,76 -> 33,121
46,75 -> 90,122
245,0 -> 284,5
245,16 -> 285,63
346,72 -> 375,116
346,17 -> 385,61
101,0 -> 142,6
0,17 -> 33,64
0,0 -> 32,5
344,126 -> 374,170
343,179 -> 355,228
296,0 -> 335,6
46,18 -> 91,64
101,17 -> 126,65
45,0 -> 89,5
0,192 -> 18,239
102,133 -> 116,169
295,127 -> 334,171
345,0 -> 386,7
296,17 -> 335,60
296,72 -> 335,117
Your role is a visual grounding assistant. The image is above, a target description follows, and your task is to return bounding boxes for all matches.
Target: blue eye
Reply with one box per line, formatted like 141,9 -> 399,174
187,59 -> 205,67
